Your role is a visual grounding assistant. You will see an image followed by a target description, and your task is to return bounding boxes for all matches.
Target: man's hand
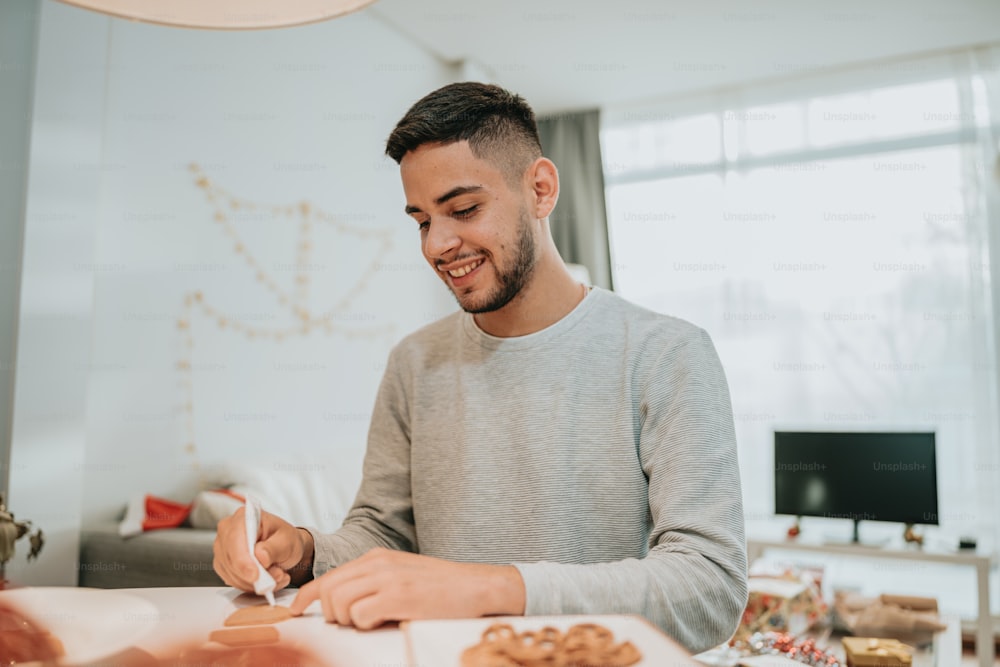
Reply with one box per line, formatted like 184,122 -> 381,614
288,548 -> 525,629
212,507 -> 314,592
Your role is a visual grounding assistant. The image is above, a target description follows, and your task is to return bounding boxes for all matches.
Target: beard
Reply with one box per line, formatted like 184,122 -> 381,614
452,207 -> 537,314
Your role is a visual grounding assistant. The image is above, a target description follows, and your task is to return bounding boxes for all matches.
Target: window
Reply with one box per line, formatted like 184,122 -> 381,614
602,49 -> 1000,547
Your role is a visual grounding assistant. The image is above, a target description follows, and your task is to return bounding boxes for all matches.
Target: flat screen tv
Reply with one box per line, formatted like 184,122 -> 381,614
774,431 -> 938,542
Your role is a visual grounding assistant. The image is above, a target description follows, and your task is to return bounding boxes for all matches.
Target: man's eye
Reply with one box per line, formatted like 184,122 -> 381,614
454,205 -> 478,220
417,220 -> 430,231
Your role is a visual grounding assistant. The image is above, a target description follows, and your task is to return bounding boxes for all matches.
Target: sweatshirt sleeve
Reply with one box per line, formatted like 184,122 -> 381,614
511,327 -> 748,654
309,346 -> 418,576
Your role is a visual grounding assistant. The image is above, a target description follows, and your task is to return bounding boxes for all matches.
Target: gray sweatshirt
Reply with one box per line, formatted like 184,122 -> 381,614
310,287 -> 748,653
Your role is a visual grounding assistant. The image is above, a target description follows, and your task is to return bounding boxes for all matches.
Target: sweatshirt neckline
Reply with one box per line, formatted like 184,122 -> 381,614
461,286 -> 601,351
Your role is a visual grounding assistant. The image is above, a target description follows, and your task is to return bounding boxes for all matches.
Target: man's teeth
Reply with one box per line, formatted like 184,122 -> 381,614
448,260 -> 483,277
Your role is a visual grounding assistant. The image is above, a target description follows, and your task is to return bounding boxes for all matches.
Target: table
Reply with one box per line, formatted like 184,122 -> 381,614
7,586 -> 700,666
748,537 -> 993,667
110,587 -> 414,665
694,616 -> 960,667
921,615 -> 962,667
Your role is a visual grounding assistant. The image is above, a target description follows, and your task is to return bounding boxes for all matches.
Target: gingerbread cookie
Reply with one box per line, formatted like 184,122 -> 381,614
209,626 -> 280,647
460,622 -> 642,667
223,604 -> 292,627
0,602 -> 64,663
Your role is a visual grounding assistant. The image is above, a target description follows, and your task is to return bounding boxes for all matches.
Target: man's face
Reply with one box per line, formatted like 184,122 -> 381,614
400,141 -> 538,314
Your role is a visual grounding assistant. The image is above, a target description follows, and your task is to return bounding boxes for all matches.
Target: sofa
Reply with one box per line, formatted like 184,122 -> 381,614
79,522 -> 221,588
77,463 -> 357,588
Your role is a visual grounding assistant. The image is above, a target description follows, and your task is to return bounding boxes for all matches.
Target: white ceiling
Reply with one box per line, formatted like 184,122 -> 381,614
369,0 -> 1000,115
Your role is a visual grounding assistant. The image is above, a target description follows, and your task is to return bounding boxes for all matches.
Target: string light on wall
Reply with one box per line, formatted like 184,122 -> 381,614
178,163 -> 396,469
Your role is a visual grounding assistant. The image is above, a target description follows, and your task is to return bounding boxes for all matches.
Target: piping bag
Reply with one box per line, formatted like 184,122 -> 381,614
244,495 -> 276,606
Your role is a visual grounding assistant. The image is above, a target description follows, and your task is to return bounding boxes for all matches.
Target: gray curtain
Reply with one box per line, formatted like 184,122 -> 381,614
0,0 -> 39,500
537,110 -> 613,290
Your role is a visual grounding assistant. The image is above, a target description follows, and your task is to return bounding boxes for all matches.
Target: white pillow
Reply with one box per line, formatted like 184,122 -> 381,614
201,462 -> 359,534
188,489 -> 244,529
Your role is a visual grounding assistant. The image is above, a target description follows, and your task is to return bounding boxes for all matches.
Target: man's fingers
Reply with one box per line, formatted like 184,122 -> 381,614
348,591 -> 392,631
254,542 -> 272,568
329,574 -> 383,627
267,565 -> 290,591
223,508 -> 259,581
236,547 -> 259,581
212,554 -> 238,590
289,579 -> 321,617
212,512 -> 258,591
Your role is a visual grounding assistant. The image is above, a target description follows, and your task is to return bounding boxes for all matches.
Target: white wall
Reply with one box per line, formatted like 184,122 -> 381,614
9,0 -> 457,585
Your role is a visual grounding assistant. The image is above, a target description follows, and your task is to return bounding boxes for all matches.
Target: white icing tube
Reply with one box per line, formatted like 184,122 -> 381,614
243,495 -> 276,606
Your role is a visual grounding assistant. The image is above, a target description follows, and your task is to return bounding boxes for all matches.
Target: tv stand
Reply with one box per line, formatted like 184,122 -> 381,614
821,534 -> 890,548
819,521 -> 890,548
747,537 -> 995,667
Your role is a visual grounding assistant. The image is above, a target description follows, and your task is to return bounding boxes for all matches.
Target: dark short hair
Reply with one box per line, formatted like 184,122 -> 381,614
385,82 -> 543,183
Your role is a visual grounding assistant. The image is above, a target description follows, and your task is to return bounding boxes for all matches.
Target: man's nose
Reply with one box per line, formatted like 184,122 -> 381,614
423,217 -> 461,259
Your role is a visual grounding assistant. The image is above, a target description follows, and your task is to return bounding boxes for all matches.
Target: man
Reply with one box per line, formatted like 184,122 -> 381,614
213,82 -> 747,653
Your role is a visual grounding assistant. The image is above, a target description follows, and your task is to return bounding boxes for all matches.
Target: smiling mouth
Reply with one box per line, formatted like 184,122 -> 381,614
443,258 -> 484,278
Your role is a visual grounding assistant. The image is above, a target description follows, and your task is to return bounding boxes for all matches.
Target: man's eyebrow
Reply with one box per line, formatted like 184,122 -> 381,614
404,185 -> 485,215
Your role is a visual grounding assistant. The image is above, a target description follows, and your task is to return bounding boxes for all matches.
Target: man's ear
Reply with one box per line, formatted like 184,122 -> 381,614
527,157 -> 559,219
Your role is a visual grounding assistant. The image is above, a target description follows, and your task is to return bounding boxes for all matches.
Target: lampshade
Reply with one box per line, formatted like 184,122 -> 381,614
56,0 -> 378,30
